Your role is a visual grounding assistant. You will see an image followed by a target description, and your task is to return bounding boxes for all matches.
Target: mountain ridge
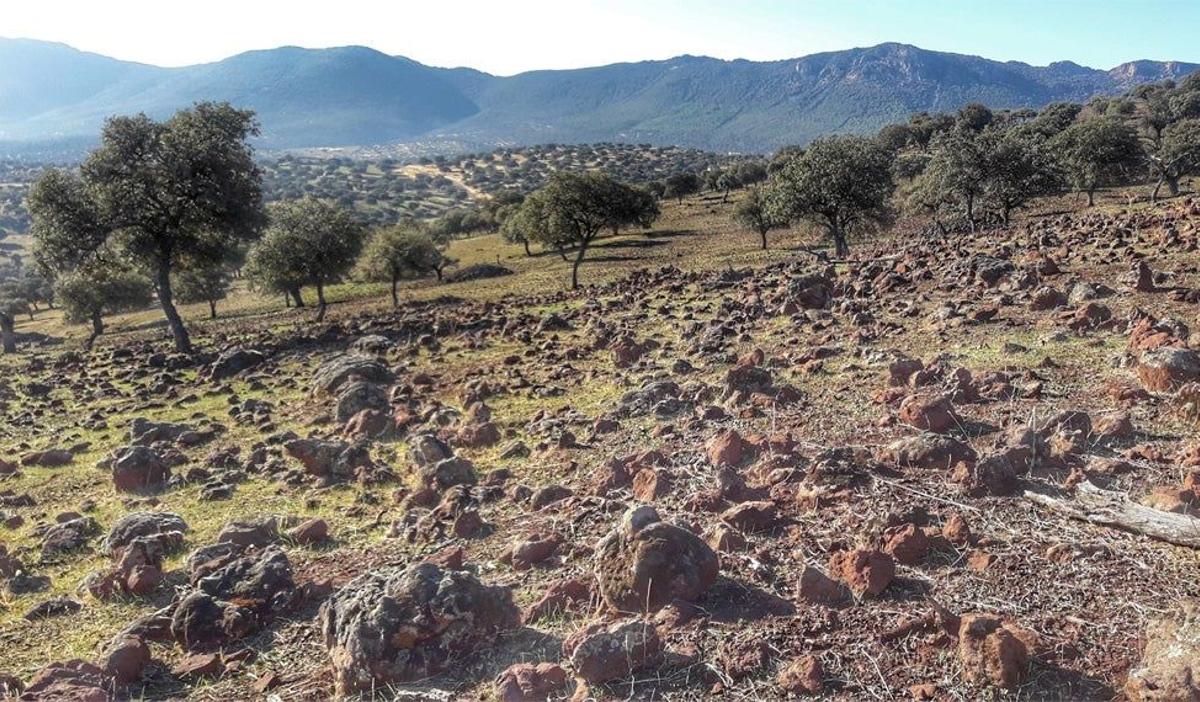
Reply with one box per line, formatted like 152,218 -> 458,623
0,38 -> 1196,156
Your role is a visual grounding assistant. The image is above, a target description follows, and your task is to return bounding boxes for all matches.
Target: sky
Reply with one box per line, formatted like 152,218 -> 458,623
5,0 -> 1200,75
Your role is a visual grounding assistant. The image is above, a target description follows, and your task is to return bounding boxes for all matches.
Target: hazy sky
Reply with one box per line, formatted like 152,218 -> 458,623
7,0 -> 1200,75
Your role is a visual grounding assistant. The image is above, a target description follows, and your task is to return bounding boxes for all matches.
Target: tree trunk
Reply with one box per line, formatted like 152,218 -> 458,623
0,313 -> 14,354
1167,175 -> 1180,196
290,287 -> 305,308
85,312 -> 104,351
208,300 -> 217,319
760,229 -> 768,250
523,239 -> 531,257
390,274 -> 399,308
1152,177 -> 1165,203
1001,207 -> 1011,226
934,214 -> 948,237
830,219 -> 849,258
556,245 -> 568,262
315,282 -> 327,322
284,292 -> 291,308
1086,189 -> 1095,207
965,194 -> 976,233
1025,480 -> 1200,549
571,238 -> 590,290
155,261 -> 192,354
435,265 -> 444,282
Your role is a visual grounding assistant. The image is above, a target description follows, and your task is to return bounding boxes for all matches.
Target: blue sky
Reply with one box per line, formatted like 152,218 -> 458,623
5,0 -> 1199,74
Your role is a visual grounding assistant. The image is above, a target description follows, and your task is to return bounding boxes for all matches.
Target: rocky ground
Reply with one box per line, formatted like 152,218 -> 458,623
2,195 -> 1200,701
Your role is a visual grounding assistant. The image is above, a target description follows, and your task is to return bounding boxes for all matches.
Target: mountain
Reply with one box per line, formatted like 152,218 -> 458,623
0,38 -> 1196,155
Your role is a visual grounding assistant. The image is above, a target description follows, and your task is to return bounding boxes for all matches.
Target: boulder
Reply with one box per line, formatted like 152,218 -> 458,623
493,662 -> 569,702
565,619 -> 663,684
319,563 -> 519,696
209,346 -> 266,380
1125,599 -> 1200,701
1137,347 -> 1200,392
594,505 -> 719,613
898,394 -> 956,433
957,613 -> 1033,690
311,354 -> 394,397
879,434 -> 976,469
110,446 -> 171,493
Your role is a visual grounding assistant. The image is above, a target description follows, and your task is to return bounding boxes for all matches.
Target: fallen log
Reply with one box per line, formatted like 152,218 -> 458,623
1024,480 -> 1200,548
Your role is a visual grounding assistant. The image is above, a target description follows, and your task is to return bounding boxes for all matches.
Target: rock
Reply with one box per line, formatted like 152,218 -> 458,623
110,446 -> 172,493
898,394 -> 956,433
879,434 -> 976,469
318,563 -> 519,696
594,505 -> 719,613
102,512 -> 187,555
41,517 -> 100,555
707,429 -> 749,467
216,519 -> 279,549
423,457 -> 478,491
103,636 -> 151,684
507,534 -> 560,571
720,501 -> 779,533
957,613 -> 1033,690
796,564 -> 849,606
565,619 -> 664,684
172,652 -> 225,679
777,655 -> 824,695
311,354 -> 394,397
172,546 -> 294,649
829,548 -> 894,598
20,449 -> 75,468
408,433 -> 453,468
493,662 -> 569,702
334,380 -> 389,423
1137,347 -> 1200,392
1126,599 -> 1200,701
18,661 -> 108,702
1029,286 -> 1066,311
456,421 -> 502,449
883,524 -> 930,565
129,417 -> 199,445
288,518 -> 329,545
209,347 -> 266,380
529,484 -> 572,510
283,438 -> 371,482
24,596 -> 81,620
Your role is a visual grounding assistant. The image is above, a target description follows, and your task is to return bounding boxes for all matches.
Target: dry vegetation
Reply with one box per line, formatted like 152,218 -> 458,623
1,183 -> 1200,701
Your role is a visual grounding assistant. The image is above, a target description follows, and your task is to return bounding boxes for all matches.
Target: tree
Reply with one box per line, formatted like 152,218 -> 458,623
733,187 -> 786,249
174,264 -> 233,320
523,172 -> 659,289
715,171 -> 739,202
765,135 -> 894,257
357,225 -> 442,306
921,129 -> 990,231
957,102 -> 994,132
500,192 -> 546,257
1149,118 -> 1200,201
27,103 -> 265,353
981,129 -> 1060,224
55,263 -> 153,350
246,198 -> 365,321
0,289 -> 27,354
663,171 -> 701,203
1050,118 -> 1144,205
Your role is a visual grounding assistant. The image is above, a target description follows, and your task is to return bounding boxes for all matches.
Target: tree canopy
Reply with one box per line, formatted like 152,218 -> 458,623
27,102 -> 265,353
245,198 -> 365,321
357,225 -> 443,307
765,135 -> 895,257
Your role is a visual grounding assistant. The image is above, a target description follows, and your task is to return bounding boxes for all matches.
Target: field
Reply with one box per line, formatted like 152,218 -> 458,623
1,184 -> 1199,701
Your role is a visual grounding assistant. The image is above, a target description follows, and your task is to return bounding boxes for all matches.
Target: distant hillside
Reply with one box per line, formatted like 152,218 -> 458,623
0,39 -> 1196,154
